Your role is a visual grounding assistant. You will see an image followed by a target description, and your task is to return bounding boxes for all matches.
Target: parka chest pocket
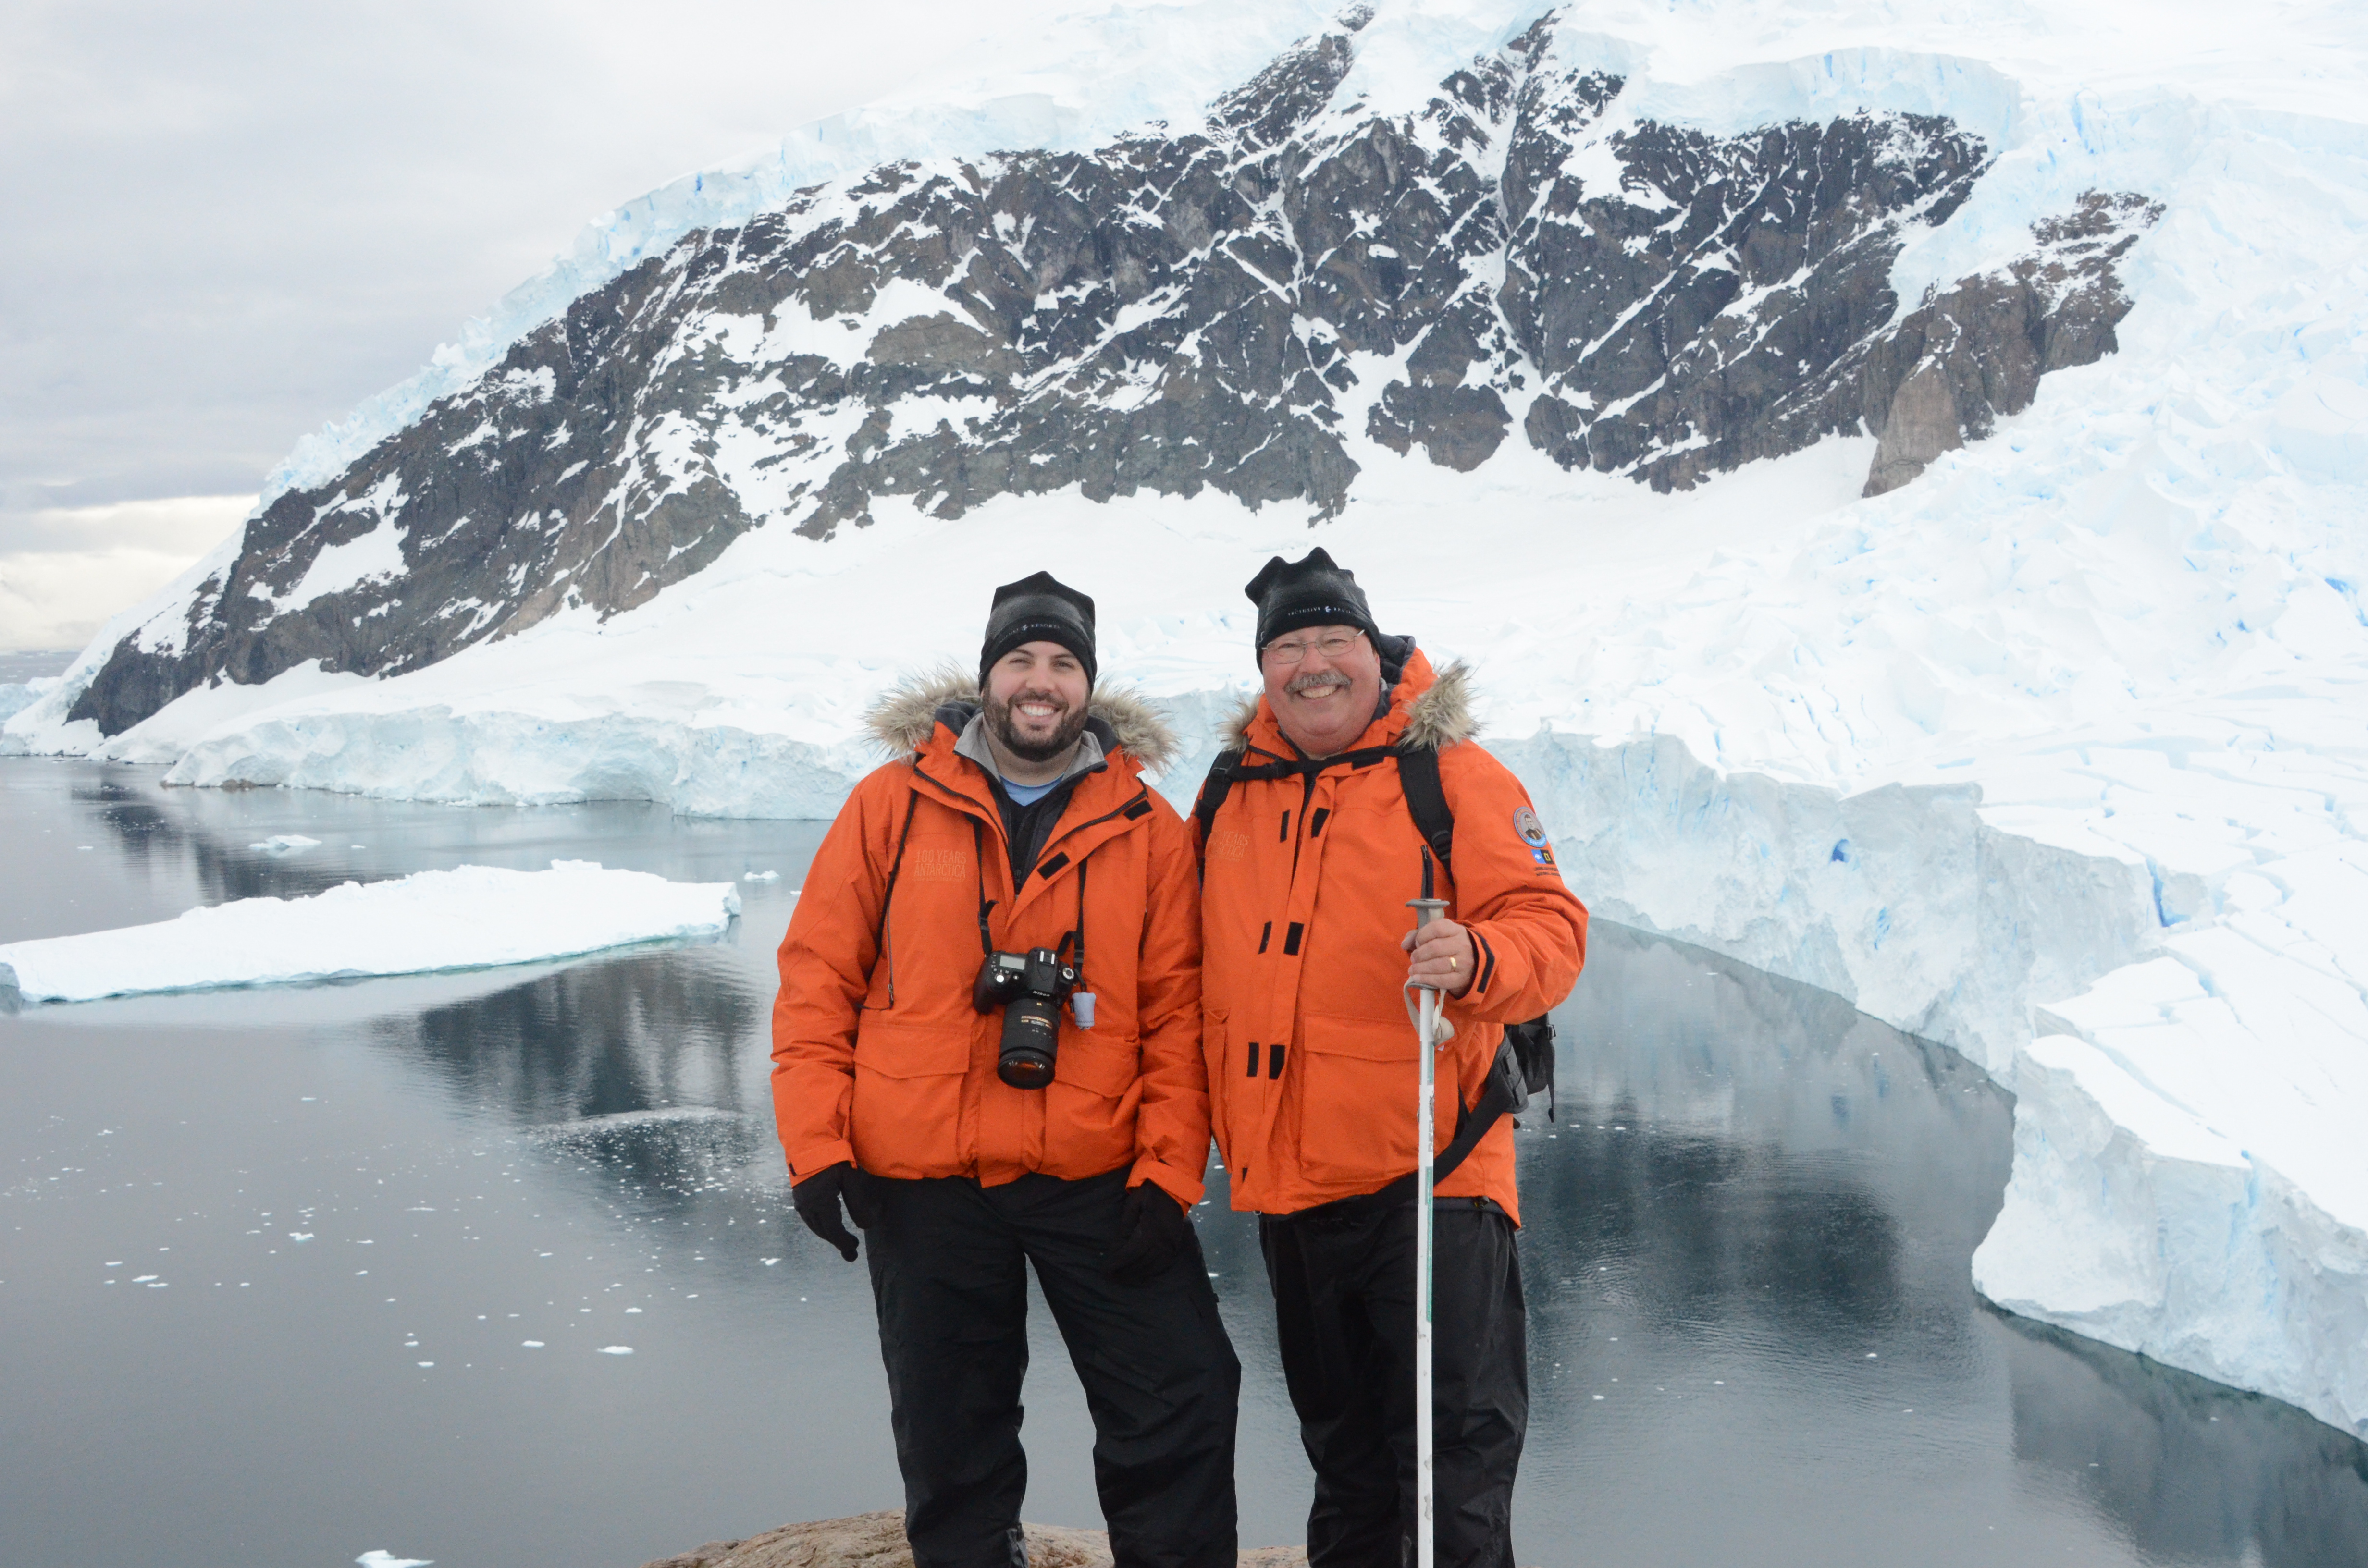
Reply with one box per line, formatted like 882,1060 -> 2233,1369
863,823 -> 981,1013
1290,1012 -> 1423,1183
849,1022 -> 972,1177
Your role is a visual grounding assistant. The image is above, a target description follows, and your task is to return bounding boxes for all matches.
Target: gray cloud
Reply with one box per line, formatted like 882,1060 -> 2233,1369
0,0 -> 1016,645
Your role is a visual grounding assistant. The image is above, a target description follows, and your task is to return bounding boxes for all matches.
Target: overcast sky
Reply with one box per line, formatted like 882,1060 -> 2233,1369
0,0 -> 1048,652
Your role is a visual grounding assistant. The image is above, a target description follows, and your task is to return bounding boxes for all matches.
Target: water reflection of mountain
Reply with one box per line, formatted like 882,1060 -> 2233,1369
2000,1310 -> 2368,1567
1523,925 -> 2010,1349
65,760 -> 807,915
1529,1128 -> 1906,1338
72,773 -> 245,899
372,946 -> 772,1165
71,774 -> 379,906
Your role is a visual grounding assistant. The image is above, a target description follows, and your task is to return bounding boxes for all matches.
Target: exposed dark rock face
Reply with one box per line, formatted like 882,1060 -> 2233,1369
1858,191 -> 2163,495
69,9 -> 2159,738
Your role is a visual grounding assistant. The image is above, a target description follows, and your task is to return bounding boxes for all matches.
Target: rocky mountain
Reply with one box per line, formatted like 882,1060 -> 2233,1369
69,7 -> 2157,737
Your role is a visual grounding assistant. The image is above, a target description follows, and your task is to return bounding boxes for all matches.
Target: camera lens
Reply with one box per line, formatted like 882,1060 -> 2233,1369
996,992 -> 1061,1088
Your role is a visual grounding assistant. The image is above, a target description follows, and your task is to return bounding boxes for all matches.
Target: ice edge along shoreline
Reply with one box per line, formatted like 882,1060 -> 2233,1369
1504,729 -> 2366,1445
14,694 -> 2362,1442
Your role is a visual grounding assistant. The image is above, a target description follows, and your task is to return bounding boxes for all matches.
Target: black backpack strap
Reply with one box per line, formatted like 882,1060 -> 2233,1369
1190,747 -> 1244,847
1394,744 -> 1454,878
1433,1035 -> 1526,1183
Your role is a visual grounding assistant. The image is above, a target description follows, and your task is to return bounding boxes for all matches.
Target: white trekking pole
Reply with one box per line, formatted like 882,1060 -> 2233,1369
1406,846 -> 1450,1568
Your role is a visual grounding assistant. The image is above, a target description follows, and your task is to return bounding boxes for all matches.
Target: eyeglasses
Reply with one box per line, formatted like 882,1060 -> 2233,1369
1261,631 -> 1363,666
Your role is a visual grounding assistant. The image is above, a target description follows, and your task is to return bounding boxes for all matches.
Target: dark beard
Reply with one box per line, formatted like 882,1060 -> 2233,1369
986,686 -> 1089,764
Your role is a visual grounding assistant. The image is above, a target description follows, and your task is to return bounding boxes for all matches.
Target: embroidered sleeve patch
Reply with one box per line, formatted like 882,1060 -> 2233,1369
1513,806 -> 1557,870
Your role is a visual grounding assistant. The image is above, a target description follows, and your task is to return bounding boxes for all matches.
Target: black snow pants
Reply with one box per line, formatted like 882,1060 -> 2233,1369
1259,1194 -> 1527,1568
862,1168 -> 1242,1568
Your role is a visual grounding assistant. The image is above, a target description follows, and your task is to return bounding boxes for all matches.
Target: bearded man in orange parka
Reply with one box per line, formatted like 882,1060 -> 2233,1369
772,572 -> 1238,1568
1192,549 -> 1588,1568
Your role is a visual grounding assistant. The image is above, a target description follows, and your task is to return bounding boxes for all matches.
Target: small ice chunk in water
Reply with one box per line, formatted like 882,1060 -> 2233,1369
357,1552 -> 434,1568
522,1340 -> 545,1348
249,834 -> 321,853
743,869 -> 780,882
597,1345 -> 634,1355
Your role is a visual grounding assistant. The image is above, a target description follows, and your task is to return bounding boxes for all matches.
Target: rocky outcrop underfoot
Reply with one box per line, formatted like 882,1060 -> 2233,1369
641,1511 -> 1309,1568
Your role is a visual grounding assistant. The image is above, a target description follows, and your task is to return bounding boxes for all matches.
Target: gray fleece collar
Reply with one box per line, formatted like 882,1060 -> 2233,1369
954,712 -> 1106,786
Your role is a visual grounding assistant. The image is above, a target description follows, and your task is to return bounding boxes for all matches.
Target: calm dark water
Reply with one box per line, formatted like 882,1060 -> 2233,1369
3,759 -> 2363,1568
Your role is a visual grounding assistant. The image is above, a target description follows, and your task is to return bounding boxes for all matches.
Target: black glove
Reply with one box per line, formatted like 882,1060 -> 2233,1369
1105,1180 -> 1193,1285
792,1162 -> 876,1262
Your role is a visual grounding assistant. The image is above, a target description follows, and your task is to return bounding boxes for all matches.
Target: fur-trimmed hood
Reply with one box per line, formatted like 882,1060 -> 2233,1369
863,663 -> 1181,774
1221,653 -> 1477,754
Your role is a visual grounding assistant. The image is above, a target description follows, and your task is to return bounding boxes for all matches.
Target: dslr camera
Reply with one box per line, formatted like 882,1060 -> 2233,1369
973,947 -> 1077,1089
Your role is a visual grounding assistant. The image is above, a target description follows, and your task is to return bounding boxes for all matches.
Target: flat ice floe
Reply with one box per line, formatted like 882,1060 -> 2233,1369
0,861 -> 740,1003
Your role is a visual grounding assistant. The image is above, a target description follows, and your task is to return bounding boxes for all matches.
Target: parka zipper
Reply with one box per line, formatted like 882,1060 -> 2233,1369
1032,785 -> 1152,874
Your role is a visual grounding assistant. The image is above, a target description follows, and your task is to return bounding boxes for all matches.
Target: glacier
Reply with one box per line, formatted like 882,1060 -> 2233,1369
0,677 -> 58,723
0,860 -> 742,1003
5,0 -> 2367,1438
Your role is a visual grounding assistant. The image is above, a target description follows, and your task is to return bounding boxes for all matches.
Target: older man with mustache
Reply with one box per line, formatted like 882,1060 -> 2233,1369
1191,549 -> 1589,1568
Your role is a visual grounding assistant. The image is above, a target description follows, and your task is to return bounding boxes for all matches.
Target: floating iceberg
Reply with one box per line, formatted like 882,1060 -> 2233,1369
0,861 -> 740,1003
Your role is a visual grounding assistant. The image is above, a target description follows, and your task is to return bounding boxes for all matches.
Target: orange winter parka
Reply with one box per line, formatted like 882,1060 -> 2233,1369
1195,649 -> 1588,1223
771,673 -> 1211,1208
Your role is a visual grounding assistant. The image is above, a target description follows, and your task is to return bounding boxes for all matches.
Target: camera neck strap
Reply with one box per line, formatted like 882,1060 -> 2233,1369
969,815 -> 1086,984
867,786 -> 925,1006
971,818 -> 998,956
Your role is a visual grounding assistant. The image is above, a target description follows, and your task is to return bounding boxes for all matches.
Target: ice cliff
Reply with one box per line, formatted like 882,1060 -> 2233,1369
6,0 -> 2365,1440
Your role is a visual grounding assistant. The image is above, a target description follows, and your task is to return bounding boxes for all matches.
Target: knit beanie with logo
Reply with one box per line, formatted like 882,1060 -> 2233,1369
1243,548 -> 1411,681
980,571 -> 1098,691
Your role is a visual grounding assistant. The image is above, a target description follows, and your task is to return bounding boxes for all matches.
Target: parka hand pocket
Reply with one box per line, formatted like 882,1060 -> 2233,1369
1041,1030 -> 1143,1173
850,1023 -> 971,1177
1290,1012 -> 1422,1185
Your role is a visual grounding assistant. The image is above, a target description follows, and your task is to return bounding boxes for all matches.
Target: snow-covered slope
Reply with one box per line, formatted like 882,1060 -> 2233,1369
30,7 -> 2159,738
8,0 -> 2368,1437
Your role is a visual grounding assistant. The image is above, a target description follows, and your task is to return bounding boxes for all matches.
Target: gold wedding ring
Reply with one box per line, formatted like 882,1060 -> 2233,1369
1448,956 -> 1457,969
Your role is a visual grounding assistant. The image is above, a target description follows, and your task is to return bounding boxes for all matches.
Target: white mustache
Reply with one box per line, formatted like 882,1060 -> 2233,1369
1285,671 -> 1351,697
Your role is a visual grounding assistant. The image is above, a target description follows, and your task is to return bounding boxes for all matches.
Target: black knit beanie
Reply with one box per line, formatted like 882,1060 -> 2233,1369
1245,548 -> 1380,653
980,571 -> 1097,691
1244,548 -> 1415,684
